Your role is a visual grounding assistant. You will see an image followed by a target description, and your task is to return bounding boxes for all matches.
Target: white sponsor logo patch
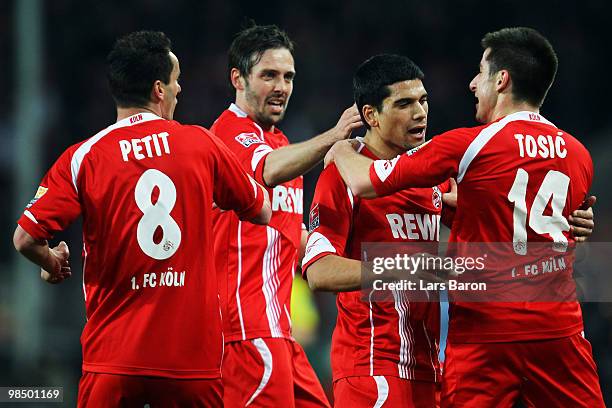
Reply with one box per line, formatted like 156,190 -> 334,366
235,132 -> 264,148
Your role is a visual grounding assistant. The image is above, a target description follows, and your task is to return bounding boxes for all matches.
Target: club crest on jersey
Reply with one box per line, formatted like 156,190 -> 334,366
432,186 -> 442,209
309,204 -> 320,231
235,132 -> 264,148
27,186 -> 48,208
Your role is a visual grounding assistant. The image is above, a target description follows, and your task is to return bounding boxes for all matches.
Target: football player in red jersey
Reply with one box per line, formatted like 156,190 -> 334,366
326,27 -> 602,407
303,54 -> 449,407
13,31 -> 271,407
211,24 -> 361,407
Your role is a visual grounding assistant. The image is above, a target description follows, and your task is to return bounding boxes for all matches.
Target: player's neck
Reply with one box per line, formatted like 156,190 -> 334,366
363,131 -> 404,160
116,106 -> 163,122
490,96 -> 539,122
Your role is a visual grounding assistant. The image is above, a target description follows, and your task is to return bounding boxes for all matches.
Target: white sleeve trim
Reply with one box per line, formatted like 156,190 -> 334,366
24,210 -> 39,224
372,155 -> 400,183
302,232 -> 337,267
251,145 -> 274,173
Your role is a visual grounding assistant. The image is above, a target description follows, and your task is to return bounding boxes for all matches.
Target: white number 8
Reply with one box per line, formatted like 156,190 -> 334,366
134,169 -> 182,259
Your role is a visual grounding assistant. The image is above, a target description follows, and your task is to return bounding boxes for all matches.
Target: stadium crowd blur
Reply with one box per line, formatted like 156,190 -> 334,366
1,0 -> 611,405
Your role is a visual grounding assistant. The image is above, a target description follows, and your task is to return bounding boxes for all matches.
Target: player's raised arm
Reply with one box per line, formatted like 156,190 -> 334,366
329,129 -> 473,199
324,139 -> 377,198
206,128 -> 271,225
261,104 -> 363,186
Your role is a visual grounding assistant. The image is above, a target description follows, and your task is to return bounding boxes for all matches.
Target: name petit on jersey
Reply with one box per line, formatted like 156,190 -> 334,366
119,132 -> 171,161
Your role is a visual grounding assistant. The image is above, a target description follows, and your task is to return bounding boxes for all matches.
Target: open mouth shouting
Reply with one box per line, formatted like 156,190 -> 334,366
408,125 -> 427,140
266,97 -> 286,114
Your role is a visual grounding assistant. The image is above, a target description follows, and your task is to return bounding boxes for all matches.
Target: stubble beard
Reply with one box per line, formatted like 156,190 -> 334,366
245,86 -> 285,129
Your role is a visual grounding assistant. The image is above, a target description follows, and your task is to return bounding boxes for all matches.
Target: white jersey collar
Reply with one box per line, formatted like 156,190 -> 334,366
229,103 -> 248,118
114,112 -> 164,130
502,111 -> 556,128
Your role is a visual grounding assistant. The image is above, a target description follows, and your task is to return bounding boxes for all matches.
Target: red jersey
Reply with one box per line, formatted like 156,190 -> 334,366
211,104 -> 303,342
17,112 -> 264,379
302,142 -> 443,383
369,111 -> 593,343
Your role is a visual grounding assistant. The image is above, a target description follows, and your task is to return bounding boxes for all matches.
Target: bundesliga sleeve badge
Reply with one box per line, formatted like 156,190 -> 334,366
309,204 -> 320,231
26,186 -> 48,208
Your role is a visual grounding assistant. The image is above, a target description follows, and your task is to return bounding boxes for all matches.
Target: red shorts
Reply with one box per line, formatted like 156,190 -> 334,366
333,376 -> 437,407
77,372 -> 223,407
441,333 -> 605,408
223,337 -> 330,407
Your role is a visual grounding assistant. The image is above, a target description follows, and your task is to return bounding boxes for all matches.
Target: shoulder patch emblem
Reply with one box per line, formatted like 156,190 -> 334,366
235,132 -> 264,148
309,204 -> 320,231
27,186 -> 48,208
432,186 -> 442,209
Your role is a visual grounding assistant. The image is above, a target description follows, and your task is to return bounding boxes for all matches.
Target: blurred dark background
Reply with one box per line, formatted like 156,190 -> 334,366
1,0 -> 611,405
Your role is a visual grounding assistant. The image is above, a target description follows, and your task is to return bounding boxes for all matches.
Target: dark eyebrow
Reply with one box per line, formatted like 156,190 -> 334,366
393,98 -> 415,107
393,94 -> 427,107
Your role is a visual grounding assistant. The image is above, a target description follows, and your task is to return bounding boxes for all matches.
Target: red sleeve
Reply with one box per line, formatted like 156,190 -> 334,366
370,129 -> 474,196
441,206 -> 456,228
201,127 -> 264,221
17,146 -> 82,240
212,118 -> 273,186
438,179 -> 456,227
301,164 -> 354,278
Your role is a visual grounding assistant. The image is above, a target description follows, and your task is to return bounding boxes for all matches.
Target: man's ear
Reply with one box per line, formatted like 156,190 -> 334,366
496,69 -> 510,93
362,105 -> 379,128
230,68 -> 246,91
151,80 -> 164,103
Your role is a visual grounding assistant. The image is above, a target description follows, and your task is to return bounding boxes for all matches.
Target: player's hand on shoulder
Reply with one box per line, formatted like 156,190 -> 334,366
324,139 -> 360,169
41,241 -> 71,284
331,104 -> 363,142
570,195 -> 596,242
442,178 -> 457,208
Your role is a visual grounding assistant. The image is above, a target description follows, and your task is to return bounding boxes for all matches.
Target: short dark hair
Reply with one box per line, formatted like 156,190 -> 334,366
482,27 -> 558,108
353,54 -> 425,129
107,31 -> 174,108
228,23 -> 294,86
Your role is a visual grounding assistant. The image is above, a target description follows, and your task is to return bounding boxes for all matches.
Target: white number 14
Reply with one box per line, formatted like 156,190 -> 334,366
507,169 -> 570,255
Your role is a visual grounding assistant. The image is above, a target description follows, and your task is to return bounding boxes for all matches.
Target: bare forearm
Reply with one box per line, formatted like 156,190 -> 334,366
332,142 -> 377,198
13,226 -> 57,272
263,103 -> 363,186
306,255 -> 363,292
263,131 -> 337,186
